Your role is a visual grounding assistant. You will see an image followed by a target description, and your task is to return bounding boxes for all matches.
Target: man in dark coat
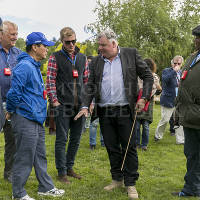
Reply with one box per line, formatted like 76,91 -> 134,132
75,30 -> 153,199
173,25 -> 200,197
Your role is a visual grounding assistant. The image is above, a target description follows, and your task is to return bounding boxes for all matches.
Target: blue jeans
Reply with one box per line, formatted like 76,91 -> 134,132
55,105 -> 82,176
135,119 -> 149,147
11,114 -> 54,198
89,118 -> 104,146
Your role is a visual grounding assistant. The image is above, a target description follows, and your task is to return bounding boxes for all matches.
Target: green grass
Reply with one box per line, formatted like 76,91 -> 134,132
0,104 -> 197,199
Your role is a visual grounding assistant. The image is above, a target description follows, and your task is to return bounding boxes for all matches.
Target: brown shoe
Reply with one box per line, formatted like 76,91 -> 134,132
127,186 -> 138,199
67,169 -> 82,179
57,175 -> 71,184
104,180 -> 124,191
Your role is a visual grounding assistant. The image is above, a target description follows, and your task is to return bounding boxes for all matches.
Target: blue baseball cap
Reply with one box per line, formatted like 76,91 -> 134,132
26,32 -> 55,46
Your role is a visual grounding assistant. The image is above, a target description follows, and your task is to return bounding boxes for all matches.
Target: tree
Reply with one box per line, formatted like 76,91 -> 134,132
15,38 -> 26,51
90,0 -> 200,74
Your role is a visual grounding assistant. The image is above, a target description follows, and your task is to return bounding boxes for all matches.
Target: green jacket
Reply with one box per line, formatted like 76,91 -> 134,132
176,51 -> 200,129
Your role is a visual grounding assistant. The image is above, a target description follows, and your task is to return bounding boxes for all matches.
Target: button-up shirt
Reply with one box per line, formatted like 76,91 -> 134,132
0,44 -> 21,101
99,51 -> 128,107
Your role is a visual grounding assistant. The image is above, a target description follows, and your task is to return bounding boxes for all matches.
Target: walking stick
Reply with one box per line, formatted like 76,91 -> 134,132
121,110 -> 138,171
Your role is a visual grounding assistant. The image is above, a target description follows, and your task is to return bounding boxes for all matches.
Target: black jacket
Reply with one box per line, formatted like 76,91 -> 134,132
82,47 -> 153,119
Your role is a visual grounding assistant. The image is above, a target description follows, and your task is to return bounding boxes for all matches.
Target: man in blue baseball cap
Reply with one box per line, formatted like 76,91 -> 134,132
6,32 -> 65,200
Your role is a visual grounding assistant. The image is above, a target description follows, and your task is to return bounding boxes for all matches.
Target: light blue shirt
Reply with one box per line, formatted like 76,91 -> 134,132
99,51 -> 129,107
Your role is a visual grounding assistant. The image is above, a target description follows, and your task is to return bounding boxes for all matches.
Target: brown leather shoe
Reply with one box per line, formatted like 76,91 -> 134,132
67,169 -> 82,179
57,175 -> 71,184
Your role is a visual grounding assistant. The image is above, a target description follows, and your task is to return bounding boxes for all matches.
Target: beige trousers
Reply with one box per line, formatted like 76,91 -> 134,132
155,106 -> 175,140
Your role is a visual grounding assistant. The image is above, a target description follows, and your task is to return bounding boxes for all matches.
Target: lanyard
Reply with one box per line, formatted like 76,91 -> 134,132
61,49 -> 77,66
0,49 -> 11,68
190,52 -> 200,68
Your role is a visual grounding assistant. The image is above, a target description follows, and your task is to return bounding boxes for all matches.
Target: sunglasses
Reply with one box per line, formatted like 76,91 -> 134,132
64,40 -> 76,45
174,63 -> 181,65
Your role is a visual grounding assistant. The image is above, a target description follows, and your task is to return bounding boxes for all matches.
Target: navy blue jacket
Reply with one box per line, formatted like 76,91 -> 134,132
160,67 -> 178,108
6,52 -> 47,125
0,45 -> 21,101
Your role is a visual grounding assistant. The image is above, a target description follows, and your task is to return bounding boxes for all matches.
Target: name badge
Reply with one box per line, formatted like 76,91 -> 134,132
72,69 -> 78,78
181,70 -> 188,80
4,68 -> 11,76
43,90 -> 47,100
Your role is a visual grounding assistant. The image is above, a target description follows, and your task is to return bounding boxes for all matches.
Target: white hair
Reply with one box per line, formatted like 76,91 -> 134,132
97,29 -> 118,45
171,55 -> 184,65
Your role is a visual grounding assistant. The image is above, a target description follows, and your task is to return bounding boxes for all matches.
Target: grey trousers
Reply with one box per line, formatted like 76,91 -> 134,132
11,114 -> 54,198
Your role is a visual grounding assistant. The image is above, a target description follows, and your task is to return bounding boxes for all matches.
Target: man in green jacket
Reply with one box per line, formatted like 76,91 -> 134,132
173,25 -> 200,197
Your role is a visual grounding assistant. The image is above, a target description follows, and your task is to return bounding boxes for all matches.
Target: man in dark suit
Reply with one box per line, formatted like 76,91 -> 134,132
75,30 -> 153,199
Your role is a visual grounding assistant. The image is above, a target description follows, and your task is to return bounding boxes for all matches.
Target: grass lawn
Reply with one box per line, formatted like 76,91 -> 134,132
0,104 -> 196,200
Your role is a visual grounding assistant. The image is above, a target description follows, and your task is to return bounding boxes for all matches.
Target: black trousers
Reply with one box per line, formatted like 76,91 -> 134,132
182,127 -> 200,196
98,105 -> 139,186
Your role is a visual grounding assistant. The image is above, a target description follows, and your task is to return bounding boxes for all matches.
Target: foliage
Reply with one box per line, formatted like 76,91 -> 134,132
90,0 -> 200,75
0,105 -> 195,199
15,38 -> 26,52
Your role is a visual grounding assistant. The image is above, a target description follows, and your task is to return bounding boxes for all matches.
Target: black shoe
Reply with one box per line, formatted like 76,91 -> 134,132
90,145 -> 96,150
154,136 -> 160,142
172,191 -> 193,197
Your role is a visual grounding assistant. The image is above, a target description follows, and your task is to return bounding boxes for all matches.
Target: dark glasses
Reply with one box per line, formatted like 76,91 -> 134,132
174,63 -> 181,65
64,40 -> 76,45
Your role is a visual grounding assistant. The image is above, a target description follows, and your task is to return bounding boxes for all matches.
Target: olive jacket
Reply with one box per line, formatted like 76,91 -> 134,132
176,50 -> 200,129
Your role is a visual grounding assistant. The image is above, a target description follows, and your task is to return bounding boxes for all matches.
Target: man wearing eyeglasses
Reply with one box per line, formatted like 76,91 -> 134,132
0,20 -> 21,182
154,55 -> 184,142
46,27 -> 88,184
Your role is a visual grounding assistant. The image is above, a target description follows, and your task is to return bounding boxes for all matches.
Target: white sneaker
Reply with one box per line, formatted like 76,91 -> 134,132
38,187 -> 65,197
127,186 -> 139,199
104,180 -> 124,191
12,194 -> 35,200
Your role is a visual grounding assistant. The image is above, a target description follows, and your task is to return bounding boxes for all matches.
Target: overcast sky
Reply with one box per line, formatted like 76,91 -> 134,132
0,0 -> 98,42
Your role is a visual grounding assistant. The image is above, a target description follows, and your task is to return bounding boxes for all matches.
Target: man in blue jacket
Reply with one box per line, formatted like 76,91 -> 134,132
0,20 -> 21,182
6,32 -> 65,200
154,55 -> 183,141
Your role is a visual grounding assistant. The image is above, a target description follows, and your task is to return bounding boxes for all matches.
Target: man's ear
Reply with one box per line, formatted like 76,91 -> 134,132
32,44 -> 37,52
112,41 -> 117,48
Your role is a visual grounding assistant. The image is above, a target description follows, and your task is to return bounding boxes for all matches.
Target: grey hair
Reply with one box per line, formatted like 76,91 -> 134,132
2,21 -> 18,33
97,29 -> 118,44
171,55 -> 184,65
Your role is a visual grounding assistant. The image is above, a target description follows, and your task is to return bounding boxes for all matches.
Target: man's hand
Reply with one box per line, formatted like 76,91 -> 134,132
173,65 -> 180,72
53,101 -> 60,107
74,108 -> 88,120
136,99 -> 146,112
5,112 -> 11,120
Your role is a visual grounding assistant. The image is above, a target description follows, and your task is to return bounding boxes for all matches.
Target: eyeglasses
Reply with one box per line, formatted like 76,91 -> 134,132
174,63 -> 182,65
64,40 -> 76,45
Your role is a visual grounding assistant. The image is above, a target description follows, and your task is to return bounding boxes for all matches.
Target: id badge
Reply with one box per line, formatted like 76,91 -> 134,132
72,69 -> 78,78
4,68 -> 11,76
181,70 -> 188,80
43,90 -> 47,100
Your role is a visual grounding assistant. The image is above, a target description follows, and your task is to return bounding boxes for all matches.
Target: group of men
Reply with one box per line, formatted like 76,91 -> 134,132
1,16 -> 200,199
